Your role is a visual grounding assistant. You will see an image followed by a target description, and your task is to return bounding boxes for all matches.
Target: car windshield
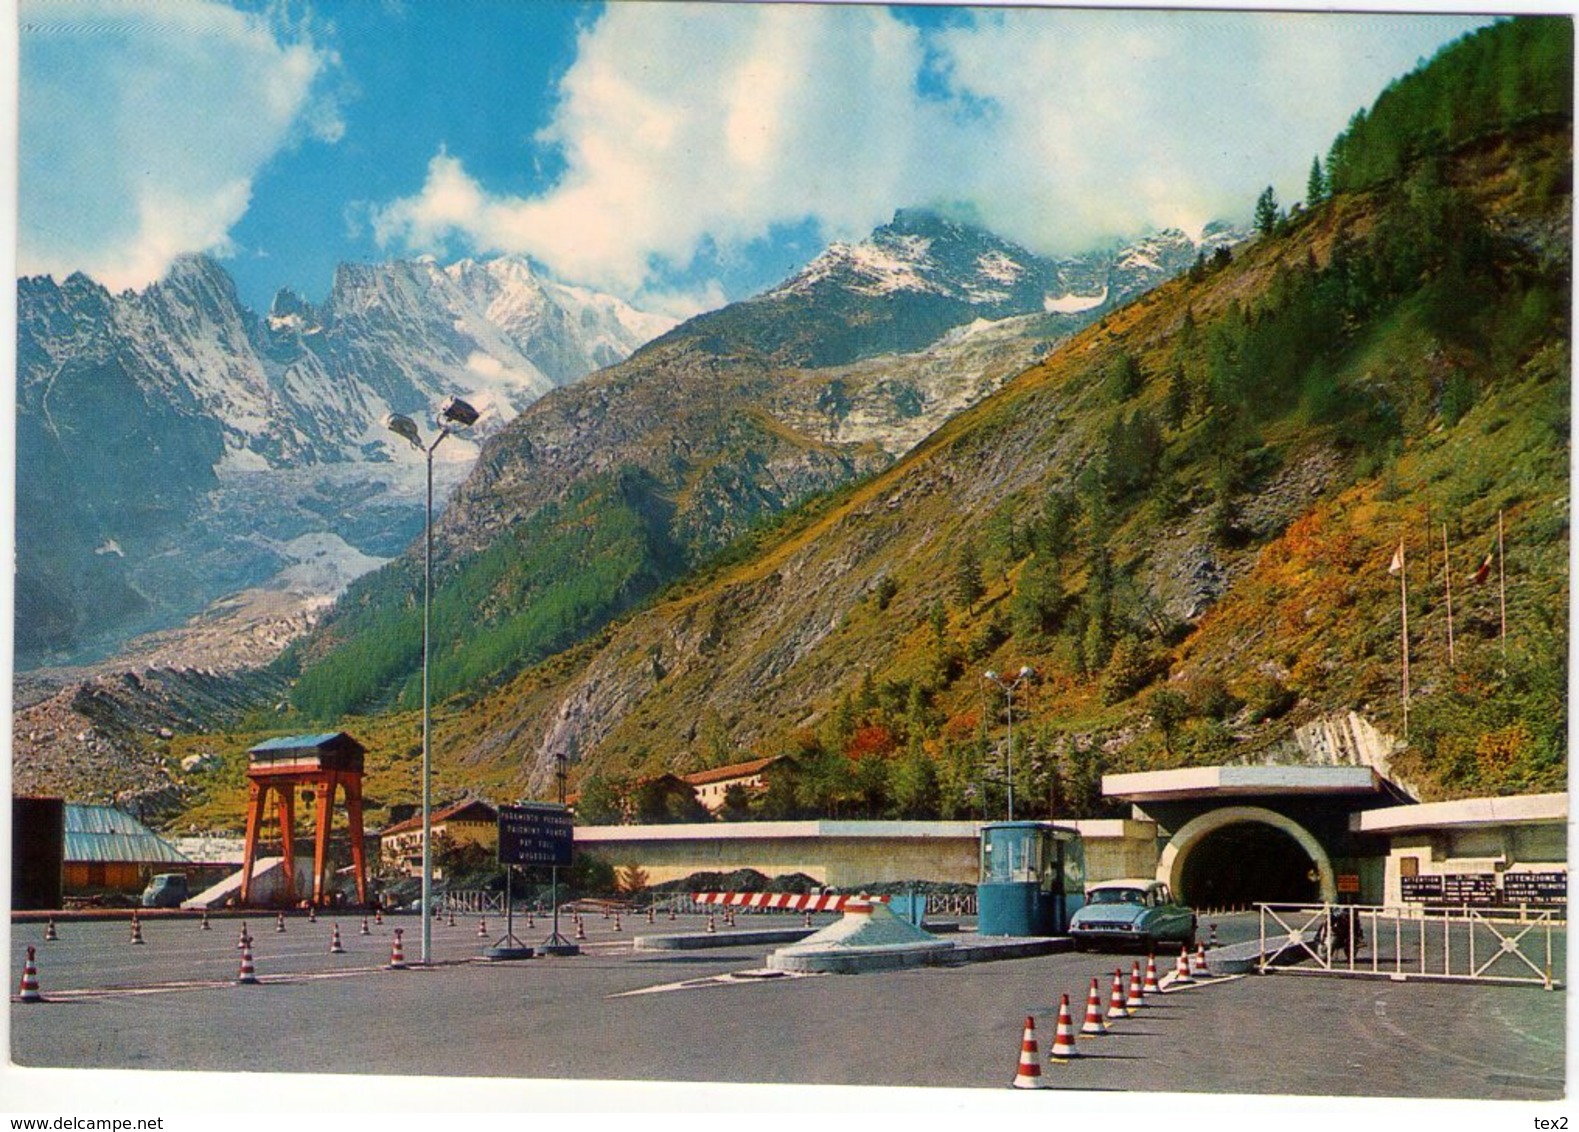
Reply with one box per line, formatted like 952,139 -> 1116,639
1088,887 -> 1146,905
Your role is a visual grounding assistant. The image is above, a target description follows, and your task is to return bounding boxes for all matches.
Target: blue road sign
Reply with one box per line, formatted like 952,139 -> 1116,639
498,803 -> 574,867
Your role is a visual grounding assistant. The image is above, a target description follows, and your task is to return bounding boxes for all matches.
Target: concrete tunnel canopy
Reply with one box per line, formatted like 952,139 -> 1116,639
1103,766 -> 1396,906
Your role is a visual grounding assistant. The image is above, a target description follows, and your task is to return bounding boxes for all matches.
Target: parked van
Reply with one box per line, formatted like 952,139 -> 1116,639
141,872 -> 190,908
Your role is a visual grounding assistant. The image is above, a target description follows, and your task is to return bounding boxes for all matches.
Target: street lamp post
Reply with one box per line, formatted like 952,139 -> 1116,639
386,395 -> 479,965
983,666 -> 1034,821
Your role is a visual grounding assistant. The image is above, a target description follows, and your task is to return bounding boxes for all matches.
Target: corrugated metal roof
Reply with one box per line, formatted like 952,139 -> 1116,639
248,732 -> 349,753
63,804 -> 190,865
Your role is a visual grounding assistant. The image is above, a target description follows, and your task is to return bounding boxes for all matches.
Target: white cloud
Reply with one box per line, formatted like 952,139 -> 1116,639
371,4 -> 1489,305
18,0 -> 341,290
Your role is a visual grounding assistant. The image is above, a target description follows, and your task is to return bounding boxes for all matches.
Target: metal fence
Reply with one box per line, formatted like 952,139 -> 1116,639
1256,902 -> 1563,990
444,890 -> 505,914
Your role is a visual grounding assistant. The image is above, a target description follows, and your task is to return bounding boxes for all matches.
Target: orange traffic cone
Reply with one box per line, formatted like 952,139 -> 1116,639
574,918 -> 586,941
477,918 -> 488,938
237,942 -> 258,985
276,912 -> 288,933
1080,977 -> 1108,1035
706,911 -> 716,934
613,912 -> 622,933
308,906 -> 317,924
446,910 -> 456,928
18,945 -> 43,1003
200,910 -> 211,931
44,918 -> 58,942
1173,945 -> 1194,985
330,924 -> 345,954
388,928 -> 407,970
375,908 -> 383,926
360,916 -> 371,936
1107,969 -> 1128,1020
237,923 -> 250,950
1193,943 -> 1209,976
1126,962 -> 1144,1010
1048,994 -> 1079,1062
1208,922 -> 1219,948
129,913 -> 145,945
646,907 -> 655,925
1144,954 -> 1161,994
1011,1016 -> 1047,1089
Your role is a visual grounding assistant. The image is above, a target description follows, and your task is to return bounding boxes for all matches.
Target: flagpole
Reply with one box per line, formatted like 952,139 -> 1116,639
1497,509 -> 1507,666
1442,523 -> 1455,670
1401,542 -> 1409,740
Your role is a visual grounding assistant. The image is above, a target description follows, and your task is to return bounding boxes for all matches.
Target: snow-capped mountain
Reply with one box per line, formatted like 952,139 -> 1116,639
667,209 -> 1244,368
15,254 -> 676,666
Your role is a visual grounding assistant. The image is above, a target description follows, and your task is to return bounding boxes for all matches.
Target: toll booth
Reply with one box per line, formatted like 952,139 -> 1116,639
978,821 -> 1084,937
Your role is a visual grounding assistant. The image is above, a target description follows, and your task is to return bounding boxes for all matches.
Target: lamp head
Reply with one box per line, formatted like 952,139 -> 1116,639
384,412 -> 423,451
439,395 -> 480,427
1018,665 -> 1035,679
984,670 -> 998,682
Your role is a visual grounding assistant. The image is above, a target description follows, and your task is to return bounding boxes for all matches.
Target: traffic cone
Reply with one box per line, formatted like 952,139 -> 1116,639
526,909 -> 535,930
446,910 -> 456,928
200,910 -> 211,931
1080,977 -> 1108,1035
613,912 -> 622,933
1126,962 -> 1144,1011
1208,922 -> 1219,948
668,905 -> 677,922
236,942 -> 258,986
360,916 -> 371,936
308,906 -> 317,924
646,906 -> 655,925
129,913 -> 145,945
1011,1016 -> 1047,1089
18,945 -> 42,1003
1144,954 -> 1161,994
1107,969 -> 1128,1020
1173,945 -> 1194,985
44,918 -> 58,942
330,924 -> 345,954
237,923 -> 250,950
574,918 -> 586,942
375,908 -> 383,926
601,906 -> 609,920
1048,994 -> 1079,1062
803,910 -> 812,928
477,918 -> 488,938
706,911 -> 716,934
1193,943 -> 1209,976
388,928 -> 407,969
276,912 -> 287,934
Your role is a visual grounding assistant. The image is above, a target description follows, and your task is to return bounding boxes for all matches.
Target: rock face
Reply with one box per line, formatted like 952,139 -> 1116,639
12,665 -> 291,821
16,254 -> 675,668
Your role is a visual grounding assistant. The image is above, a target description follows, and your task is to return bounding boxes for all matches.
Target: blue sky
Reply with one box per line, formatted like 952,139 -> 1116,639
18,1 -> 1501,318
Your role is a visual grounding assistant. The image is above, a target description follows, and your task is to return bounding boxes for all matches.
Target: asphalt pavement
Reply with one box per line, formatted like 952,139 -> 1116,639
9,910 -> 1566,1101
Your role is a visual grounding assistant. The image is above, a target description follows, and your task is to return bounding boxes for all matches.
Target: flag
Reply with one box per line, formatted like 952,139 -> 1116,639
1387,542 -> 1404,575
1471,546 -> 1495,585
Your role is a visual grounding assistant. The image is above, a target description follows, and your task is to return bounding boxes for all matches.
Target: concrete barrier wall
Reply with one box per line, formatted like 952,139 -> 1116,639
573,820 -> 1162,889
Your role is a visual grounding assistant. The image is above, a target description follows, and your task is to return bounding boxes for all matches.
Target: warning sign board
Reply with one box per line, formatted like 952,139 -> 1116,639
498,803 -> 574,867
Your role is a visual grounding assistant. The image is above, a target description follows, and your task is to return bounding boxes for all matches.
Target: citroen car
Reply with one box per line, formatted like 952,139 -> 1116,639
1069,878 -> 1196,952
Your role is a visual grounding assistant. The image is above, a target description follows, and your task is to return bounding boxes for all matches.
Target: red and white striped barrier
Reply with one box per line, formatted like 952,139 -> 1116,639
692,892 -> 890,912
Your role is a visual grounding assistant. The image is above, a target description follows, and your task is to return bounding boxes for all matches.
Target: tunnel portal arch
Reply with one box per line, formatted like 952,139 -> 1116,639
1157,804 -> 1336,906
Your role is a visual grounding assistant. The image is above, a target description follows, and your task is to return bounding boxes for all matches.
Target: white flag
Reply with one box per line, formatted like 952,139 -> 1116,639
1387,542 -> 1404,575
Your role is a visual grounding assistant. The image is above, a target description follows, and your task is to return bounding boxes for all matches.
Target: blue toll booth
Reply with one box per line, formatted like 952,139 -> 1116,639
977,821 -> 1084,937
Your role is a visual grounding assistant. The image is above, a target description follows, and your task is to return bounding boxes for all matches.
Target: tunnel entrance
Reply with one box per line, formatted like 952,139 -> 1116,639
1177,820 -> 1321,907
